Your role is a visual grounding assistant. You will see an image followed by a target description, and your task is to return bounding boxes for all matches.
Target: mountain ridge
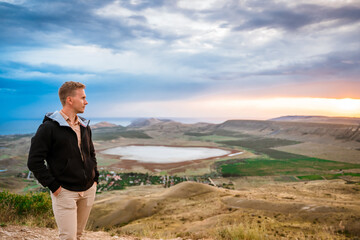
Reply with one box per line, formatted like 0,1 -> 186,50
269,115 -> 360,125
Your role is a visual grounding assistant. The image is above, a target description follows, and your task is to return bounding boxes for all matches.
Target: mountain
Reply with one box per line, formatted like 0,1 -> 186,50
91,121 -> 118,129
269,115 -> 360,125
216,119 -> 360,143
127,118 -> 174,128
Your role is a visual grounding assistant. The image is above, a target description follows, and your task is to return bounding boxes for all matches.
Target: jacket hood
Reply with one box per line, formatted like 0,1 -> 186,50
43,111 -> 89,127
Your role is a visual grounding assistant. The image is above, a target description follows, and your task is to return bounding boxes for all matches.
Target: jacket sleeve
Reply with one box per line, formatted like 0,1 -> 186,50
89,127 -> 99,184
27,123 -> 60,193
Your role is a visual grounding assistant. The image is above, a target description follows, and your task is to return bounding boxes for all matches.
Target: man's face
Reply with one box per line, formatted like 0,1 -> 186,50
69,88 -> 88,114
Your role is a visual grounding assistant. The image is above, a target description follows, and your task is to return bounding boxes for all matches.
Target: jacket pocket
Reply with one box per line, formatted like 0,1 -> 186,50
52,158 -> 69,177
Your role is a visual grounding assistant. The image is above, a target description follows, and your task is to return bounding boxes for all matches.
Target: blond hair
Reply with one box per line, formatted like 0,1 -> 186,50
58,81 -> 86,106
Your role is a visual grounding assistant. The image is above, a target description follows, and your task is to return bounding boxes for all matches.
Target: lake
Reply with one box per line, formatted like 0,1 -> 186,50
101,145 -> 232,163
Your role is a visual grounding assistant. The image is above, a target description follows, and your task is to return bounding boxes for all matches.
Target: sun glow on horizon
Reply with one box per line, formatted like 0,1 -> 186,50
193,97 -> 360,118
94,97 -> 360,120
333,98 -> 360,113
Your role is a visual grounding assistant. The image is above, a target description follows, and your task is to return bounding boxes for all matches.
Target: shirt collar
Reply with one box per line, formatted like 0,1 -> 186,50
60,110 -> 80,125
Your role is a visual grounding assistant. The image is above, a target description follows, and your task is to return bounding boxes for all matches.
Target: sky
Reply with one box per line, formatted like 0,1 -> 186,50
1,0 -> 360,122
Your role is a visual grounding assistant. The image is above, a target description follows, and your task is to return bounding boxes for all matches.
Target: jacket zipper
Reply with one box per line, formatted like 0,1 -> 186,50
67,125 -> 87,185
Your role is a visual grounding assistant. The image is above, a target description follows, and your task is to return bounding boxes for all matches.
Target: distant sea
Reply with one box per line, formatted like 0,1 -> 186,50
0,117 -> 227,136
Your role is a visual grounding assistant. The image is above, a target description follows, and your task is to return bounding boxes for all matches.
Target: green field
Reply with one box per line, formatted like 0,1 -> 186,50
297,173 -> 360,181
184,130 -> 259,145
186,129 -> 360,179
187,134 -> 240,142
187,131 -> 304,159
296,175 -> 324,180
218,138 -> 301,159
219,157 -> 360,177
185,129 -> 252,139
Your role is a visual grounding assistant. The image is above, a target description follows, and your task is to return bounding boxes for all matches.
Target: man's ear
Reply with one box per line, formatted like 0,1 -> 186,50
66,96 -> 73,106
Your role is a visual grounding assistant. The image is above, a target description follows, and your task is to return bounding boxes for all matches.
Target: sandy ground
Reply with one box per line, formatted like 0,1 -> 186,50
0,225 -> 131,240
0,225 -> 183,240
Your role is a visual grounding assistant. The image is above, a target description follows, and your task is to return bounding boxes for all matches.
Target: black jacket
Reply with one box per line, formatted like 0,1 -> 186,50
28,111 -> 99,193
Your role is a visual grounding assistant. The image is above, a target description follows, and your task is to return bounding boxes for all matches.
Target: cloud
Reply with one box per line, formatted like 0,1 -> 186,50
0,0 -> 360,119
177,0 -> 225,11
0,0 -> 145,49
0,61 -> 97,82
227,2 -> 360,31
7,45 -> 162,74
94,1 -> 230,53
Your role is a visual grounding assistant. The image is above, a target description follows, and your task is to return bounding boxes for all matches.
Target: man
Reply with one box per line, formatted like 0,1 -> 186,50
28,81 -> 99,240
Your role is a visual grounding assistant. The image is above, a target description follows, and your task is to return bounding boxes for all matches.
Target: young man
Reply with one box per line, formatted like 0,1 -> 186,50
28,81 -> 99,240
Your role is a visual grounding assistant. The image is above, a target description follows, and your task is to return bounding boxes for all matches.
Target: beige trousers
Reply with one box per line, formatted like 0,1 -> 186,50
50,183 -> 96,240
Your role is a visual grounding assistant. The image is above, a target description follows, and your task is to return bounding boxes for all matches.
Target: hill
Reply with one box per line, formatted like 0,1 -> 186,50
217,119 -> 360,144
127,118 -> 174,128
269,115 -> 360,125
91,121 -> 119,129
88,180 -> 360,239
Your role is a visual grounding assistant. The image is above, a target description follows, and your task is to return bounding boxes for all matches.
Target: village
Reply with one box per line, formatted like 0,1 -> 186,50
20,170 -> 233,193
97,171 -> 186,191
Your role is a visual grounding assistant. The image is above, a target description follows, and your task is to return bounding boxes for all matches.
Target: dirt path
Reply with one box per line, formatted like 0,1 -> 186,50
0,225 -> 163,240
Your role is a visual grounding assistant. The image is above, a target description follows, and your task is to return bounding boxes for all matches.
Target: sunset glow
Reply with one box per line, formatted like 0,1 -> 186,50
198,97 -> 360,118
333,98 -> 360,113
99,97 -> 360,120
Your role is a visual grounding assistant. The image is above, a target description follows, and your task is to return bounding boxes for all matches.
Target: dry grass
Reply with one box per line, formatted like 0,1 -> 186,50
88,180 -> 359,239
211,222 -> 267,240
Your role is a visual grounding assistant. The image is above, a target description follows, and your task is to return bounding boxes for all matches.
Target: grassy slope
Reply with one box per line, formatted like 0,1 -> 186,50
90,181 -> 359,239
92,127 -> 152,141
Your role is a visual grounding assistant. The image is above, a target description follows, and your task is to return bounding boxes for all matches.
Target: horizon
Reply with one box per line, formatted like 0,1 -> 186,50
1,114 -> 360,136
1,0 -> 360,120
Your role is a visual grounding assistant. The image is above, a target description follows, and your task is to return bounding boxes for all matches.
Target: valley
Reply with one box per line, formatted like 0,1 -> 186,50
1,116 -> 360,239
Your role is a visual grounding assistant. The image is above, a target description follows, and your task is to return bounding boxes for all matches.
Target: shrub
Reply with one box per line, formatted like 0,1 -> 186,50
213,223 -> 267,240
0,190 -> 55,227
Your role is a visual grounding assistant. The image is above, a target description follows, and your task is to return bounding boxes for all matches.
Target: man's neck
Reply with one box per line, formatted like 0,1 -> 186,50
61,108 -> 77,123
